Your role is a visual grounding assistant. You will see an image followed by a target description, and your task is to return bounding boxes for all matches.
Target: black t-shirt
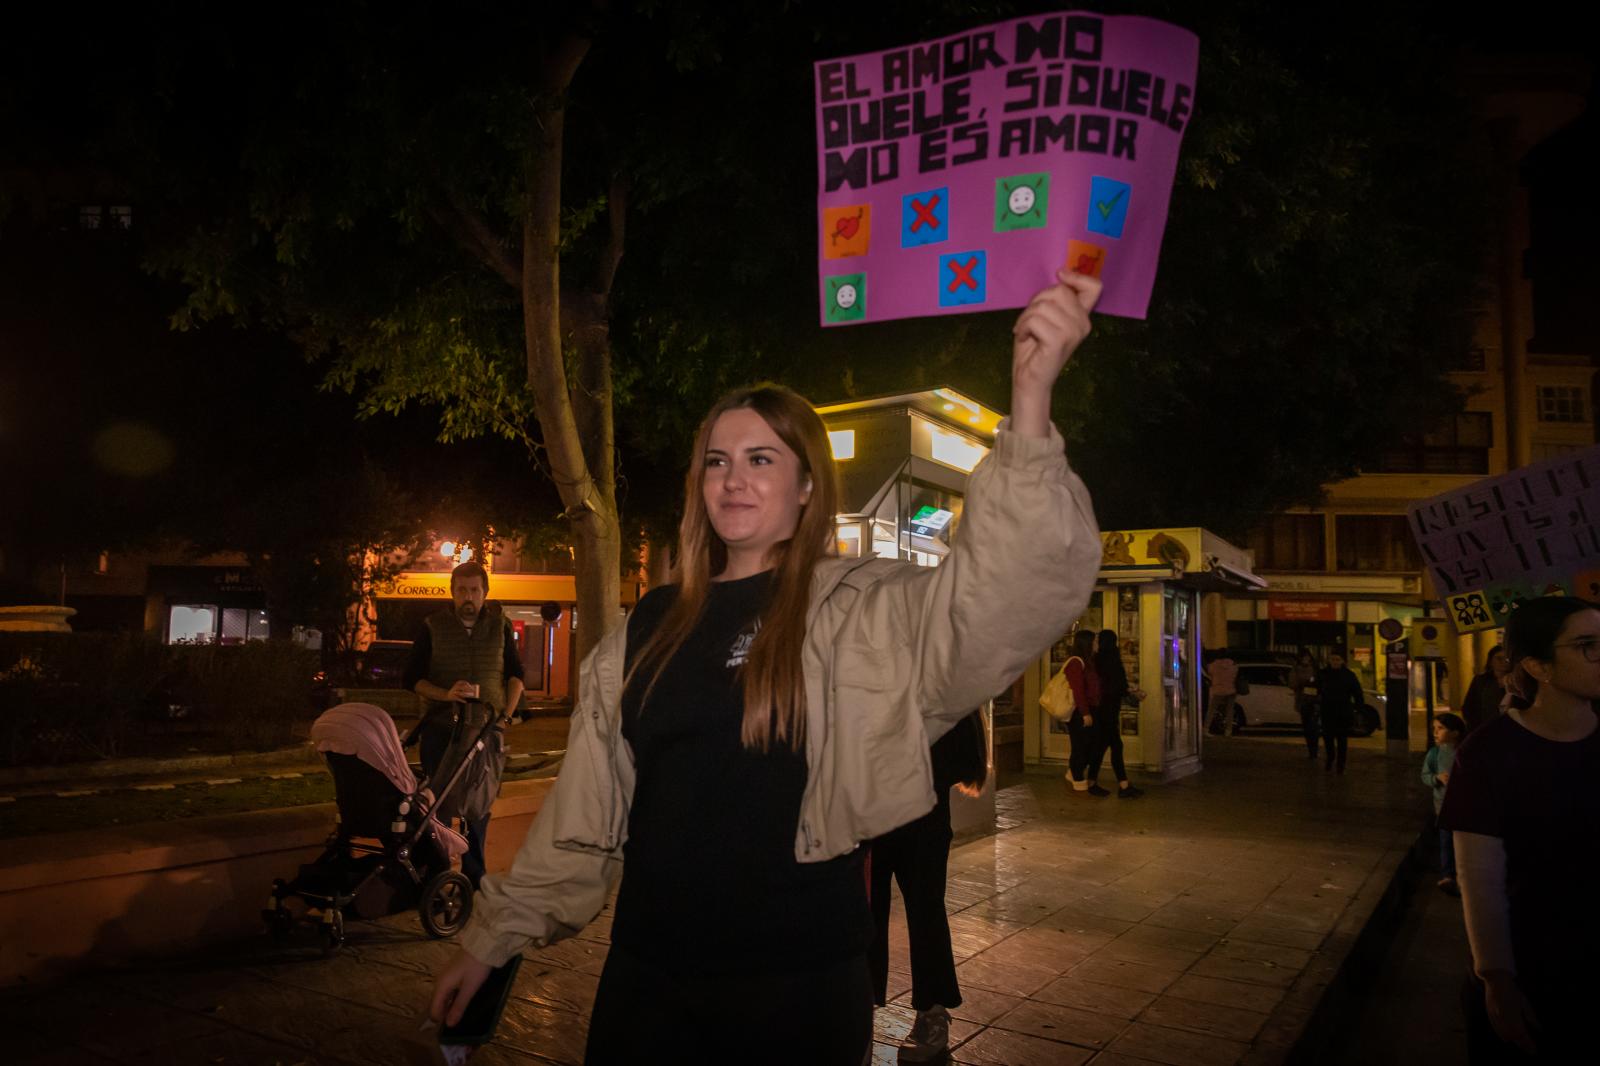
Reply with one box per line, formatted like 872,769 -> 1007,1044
610,572 -> 870,975
1438,710 -> 1600,984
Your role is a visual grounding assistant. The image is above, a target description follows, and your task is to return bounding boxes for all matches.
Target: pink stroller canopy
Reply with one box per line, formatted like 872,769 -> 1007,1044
310,702 -> 468,862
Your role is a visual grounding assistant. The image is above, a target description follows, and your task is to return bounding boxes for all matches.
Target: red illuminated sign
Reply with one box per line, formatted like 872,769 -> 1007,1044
1267,599 -> 1339,622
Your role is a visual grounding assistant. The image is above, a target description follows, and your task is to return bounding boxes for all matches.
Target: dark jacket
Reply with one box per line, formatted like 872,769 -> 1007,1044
1094,649 -> 1127,736
1315,666 -> 1363,734
1461,673 -> 1505,733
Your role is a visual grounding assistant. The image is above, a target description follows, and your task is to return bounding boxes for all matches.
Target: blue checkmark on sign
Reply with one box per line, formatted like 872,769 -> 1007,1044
1087,176 -> 1131,239
938,251 -> 987,307
902,188 -> 949,248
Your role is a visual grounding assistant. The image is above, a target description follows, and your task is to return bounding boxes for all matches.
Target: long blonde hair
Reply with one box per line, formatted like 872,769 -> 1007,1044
626,384 -> 840,751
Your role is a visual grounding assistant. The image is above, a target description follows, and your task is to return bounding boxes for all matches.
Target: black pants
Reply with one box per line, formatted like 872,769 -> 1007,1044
868,797 -> 961,1012
1292,704 -> 1318,755
1067,718 -> 1094,782
585,944 -> 873,1064
1089,723 -> 1126,783
1323,731 -> 1348,772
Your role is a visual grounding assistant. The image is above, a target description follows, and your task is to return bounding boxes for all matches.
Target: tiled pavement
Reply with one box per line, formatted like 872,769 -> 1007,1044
1,735 -> 1427,1065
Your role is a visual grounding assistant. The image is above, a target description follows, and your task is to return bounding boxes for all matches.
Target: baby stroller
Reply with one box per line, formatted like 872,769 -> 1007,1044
262,701 -> 497,954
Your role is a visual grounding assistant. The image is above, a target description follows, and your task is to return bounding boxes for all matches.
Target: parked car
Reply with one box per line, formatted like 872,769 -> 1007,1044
1210,658 -> 1383,737
355,640 -> 414,688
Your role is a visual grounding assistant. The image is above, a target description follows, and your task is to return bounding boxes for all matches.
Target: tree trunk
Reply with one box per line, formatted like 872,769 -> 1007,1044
521,31 -> 620,666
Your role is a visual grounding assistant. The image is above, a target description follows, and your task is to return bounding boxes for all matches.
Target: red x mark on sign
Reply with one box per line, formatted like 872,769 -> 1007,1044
946,256 -> 980,292
909,195 -> 941,232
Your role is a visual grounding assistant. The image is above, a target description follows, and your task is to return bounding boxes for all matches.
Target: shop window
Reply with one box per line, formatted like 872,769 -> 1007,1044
1335,515 -> 1422,572
1537,385 -> 1586,423
1369,413 -> 1492,474
502,609 -> 549,692
1246,514 -> 1325,571
168,604 -> 217,644
220,608 -> 271,644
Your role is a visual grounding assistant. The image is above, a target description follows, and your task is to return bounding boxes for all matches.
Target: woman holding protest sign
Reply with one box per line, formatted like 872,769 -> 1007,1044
426,270 -> 1103,1063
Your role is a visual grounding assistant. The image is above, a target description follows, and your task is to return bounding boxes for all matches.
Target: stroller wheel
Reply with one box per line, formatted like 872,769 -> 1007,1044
319,909 -> 345,956
419,871 -> 474,939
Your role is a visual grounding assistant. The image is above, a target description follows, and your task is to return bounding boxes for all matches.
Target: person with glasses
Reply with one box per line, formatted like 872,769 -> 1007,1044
1439,596 -> 1600,1063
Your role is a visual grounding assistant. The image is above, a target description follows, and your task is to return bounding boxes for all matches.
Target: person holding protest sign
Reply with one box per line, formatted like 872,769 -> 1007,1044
1440,596 -> 1600,1064
428,270 -> 1104,1063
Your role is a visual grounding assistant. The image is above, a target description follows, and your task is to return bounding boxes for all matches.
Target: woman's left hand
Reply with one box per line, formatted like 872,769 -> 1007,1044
1010,270 -> 1102,437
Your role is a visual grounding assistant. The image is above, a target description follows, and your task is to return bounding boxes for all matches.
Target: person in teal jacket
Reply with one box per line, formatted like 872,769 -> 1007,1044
1422,712 -> 1465,894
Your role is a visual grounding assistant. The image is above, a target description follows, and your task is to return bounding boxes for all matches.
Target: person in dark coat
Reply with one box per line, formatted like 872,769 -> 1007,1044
1315,650 -> 1363,774
1460,645 -> 1510,734
1086,630 -> 1144,798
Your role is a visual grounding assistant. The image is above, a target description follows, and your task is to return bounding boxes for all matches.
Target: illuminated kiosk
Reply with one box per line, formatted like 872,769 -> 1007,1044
1026,528 -> 1264,782
816,388 -> 1003,838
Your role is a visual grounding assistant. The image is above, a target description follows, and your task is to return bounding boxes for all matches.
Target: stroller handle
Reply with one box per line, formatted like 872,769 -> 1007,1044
413,698 -> 509,818
401,695 -> 504,749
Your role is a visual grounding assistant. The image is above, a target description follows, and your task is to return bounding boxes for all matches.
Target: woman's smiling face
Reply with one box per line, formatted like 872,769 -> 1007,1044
702,407 -> 811,572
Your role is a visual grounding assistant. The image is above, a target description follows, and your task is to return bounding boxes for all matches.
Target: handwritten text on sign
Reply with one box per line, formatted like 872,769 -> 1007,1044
814,13 -> 1199,325
1408,443 -> 1600,633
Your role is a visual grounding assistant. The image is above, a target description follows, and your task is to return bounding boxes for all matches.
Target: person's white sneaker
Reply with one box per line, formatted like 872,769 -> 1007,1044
897,1004 -> 950,1062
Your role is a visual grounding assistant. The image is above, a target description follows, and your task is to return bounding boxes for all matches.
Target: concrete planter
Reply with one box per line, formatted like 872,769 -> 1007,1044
0,605 -> 77,633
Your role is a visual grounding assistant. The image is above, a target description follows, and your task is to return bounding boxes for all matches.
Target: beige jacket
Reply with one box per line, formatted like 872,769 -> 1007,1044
462,422 -> 1100,967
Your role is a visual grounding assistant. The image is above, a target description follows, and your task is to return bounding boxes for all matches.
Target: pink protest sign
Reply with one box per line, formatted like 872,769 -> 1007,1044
814,12 -> 1198,326
1408,443 -> 1600,633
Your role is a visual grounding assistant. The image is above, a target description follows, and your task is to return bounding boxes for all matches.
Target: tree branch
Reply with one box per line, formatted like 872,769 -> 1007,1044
426,197 -> 523,290
595,173 -> 628,298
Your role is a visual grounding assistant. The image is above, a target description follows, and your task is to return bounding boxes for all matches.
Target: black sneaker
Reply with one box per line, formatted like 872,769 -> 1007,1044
1087,784 -> 1110,797
1118,785 -> 1144,799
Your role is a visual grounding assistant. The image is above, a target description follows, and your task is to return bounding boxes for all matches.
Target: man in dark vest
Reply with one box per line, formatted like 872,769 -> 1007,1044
403,560 -> 524,888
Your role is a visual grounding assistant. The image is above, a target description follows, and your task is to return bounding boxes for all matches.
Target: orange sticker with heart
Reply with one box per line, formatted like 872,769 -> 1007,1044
823,204 -> 871,259
1064,239 -> 1107,278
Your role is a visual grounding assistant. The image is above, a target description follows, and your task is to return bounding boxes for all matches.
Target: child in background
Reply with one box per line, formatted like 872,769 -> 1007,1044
1422,712 -> 1465,895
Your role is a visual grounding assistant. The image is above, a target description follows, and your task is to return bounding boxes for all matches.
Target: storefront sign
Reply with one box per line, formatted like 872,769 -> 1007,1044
814,12 -> 1199,325
1267,598 -> 1338,622
1409,443 -> 1600,632
375,572 -> 579,603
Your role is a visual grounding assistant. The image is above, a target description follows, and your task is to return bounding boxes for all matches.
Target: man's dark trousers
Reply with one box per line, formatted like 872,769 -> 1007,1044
1323,732 -> 1348,773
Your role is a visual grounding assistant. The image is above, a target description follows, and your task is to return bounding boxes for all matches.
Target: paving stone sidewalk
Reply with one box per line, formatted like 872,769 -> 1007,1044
0,735 -> 1427,1065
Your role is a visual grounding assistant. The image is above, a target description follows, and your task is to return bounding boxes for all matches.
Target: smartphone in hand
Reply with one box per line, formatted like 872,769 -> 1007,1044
440,955 -> 522,1049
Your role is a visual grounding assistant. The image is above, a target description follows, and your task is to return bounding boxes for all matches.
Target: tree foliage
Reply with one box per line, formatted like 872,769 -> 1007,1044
2,0 -> 1491,576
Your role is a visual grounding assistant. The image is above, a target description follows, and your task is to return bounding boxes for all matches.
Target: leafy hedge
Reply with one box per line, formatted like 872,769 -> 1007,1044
0,634 -> 318,766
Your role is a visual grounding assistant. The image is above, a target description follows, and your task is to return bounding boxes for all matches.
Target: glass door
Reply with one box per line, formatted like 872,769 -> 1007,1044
1162,588 -> 1198,762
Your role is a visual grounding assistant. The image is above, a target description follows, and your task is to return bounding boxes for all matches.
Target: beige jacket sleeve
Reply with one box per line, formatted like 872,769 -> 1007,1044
859,420 -> 1101,738
458,627 -> 629,967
